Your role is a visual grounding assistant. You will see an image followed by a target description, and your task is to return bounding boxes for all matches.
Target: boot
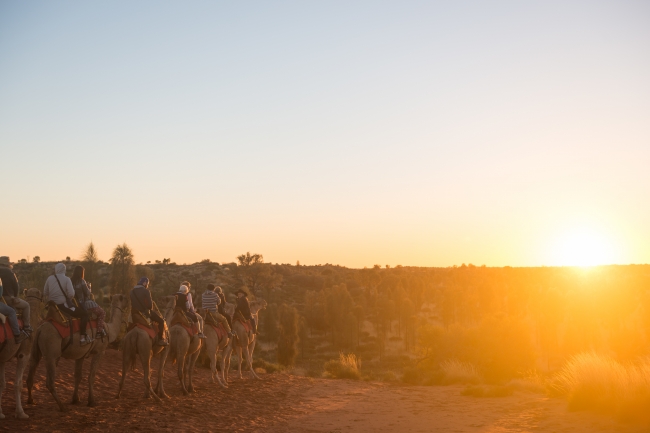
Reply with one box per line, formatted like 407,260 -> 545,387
80,334 -> 90,346
14,330 -> 29,345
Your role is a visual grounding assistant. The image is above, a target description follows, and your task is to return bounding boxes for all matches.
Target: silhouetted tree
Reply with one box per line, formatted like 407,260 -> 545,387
110,243 -> 135,295
277,303 -> 299,366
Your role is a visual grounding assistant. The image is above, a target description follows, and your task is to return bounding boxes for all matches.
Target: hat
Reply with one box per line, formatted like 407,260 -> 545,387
138,277 -> 150,287
0,256 -> 11,267
215,286 -> 223,293
178,285 -> 189,294
235,288 -> 248,296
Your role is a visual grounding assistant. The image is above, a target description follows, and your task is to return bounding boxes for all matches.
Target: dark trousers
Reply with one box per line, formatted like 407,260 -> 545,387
250,317 -> 257,334
185,310 -> 198,323
149,310 -> 166,339
58,303 -> 89,336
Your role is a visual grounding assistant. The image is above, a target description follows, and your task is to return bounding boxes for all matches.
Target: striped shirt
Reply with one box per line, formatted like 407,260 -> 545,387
202,290 -> 220,312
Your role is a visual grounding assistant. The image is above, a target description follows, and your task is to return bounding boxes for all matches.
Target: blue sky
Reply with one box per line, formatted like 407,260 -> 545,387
1,1 -> 649,266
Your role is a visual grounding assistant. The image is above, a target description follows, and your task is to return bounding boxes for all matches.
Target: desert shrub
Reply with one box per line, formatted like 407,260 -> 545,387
277,304 -> 299,366
323,353 -> 361,380
402,367 -> 422,385
440,359 -> 481,384
553,352 -> 650,422
508,370 -> 546,393
380,371 -> 398,382
461,385 -> 513,398
252,359 -> 283,373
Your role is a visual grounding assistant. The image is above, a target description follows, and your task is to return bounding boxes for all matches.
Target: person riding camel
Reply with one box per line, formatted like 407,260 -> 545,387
71,265 -> 107,337
0,256 -> 33,338
44,262 -> 92,346
202,284 -> 235,338
0,282 -> 30,344
175,285 -> 206,339
215,286 -> 233,330
130,277 -> 168,346
234,288 -> 257,335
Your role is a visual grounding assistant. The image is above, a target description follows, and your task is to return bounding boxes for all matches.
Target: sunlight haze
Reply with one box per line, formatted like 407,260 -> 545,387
1,1 -> 649,267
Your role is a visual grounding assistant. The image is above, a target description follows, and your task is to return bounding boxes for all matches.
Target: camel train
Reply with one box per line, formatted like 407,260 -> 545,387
0,264 -> 267,417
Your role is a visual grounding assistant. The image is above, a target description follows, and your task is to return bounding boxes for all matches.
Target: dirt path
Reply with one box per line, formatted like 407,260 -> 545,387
1,349 -> 647,432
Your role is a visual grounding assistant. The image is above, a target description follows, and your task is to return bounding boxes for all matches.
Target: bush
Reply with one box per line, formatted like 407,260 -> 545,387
440,359 -> 480,384
252,359 -> 283,373
402,367 -> 421,385
461,385 -> 513,398
553,352 -> 650,422
323,353 -> 361,380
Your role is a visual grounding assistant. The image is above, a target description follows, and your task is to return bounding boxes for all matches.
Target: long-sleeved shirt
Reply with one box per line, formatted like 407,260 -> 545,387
0,266 -> 19,297
235,296 -> 252,320
73,279 -> 92,304
44,266 -> 75,306
202,290 -> 220,312
131,285 -> 153,316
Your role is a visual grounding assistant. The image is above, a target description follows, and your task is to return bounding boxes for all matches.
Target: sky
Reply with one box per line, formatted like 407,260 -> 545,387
1,1 -> 649,267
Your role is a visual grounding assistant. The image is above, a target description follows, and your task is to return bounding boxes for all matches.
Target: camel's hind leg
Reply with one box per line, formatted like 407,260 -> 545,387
15,353 -> 30,419
26,330 -> 43,405
45,357 -> 66,412
223,345 -> 232,383
155,346 -> 170,399
236,346 -> 243,379
0,362 -> 5,419
87,351 -> 102,407
116,350 -> 130,399
71,358 -> 83,404
217,344 -> 229,388
186,349 -> 200,393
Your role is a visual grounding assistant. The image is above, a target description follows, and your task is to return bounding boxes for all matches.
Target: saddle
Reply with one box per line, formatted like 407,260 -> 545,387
233,312 -> 253,334
170,309 -> 198,337
128,310 -> 165,340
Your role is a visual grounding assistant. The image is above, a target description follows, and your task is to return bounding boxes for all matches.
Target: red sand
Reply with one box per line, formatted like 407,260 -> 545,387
1,349 -> 647,432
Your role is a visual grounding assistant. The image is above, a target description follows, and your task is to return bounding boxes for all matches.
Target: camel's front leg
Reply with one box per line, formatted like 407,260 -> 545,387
186,350 -> 200,393
244,343 -> 260,380
15,353 -> 30,419
87,351 -> 103,407
71,358 -> 84,404
236,346 -> 243,379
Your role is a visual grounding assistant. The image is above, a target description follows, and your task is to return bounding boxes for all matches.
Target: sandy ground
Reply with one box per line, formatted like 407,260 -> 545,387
1,349 -> 647,433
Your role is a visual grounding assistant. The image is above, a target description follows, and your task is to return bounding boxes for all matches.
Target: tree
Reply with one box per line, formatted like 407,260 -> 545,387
81,242 -> 99,285
33,256 -> 40,263
277,304 -> 299,367
353,305 -> 365,349
110,243 -> 135,295
234,252 -> 282,298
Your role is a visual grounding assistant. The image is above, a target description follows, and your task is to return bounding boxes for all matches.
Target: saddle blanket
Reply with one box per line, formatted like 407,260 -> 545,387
0,318 -> 24,344
127,322 -> 158,339
209,322 -> 228,340
46,318 -> 97,340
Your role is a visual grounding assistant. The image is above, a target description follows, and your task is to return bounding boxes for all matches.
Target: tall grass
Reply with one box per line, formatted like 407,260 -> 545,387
554,352 -> 650,422
324,353 -> 361,380
440,359 -> 480,384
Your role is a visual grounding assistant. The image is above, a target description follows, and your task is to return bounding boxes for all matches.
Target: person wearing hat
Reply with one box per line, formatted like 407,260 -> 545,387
130,277 -> 168,345
0,256 -> 33,335
202,284 -> 235,338
44,263 -> 92,346
234,288 -> 256,334
175,285 -> 206,339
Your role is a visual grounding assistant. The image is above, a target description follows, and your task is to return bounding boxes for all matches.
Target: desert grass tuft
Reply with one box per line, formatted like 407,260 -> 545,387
323,353 -> 362,380
440,359 -> 480,384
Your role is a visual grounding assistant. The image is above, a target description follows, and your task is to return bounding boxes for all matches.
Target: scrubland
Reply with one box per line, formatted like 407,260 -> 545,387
13,250 -> 650,426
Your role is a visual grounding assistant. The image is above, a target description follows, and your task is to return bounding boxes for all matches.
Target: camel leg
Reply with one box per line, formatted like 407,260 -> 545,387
217,345 -> 228,388
15,354 -> 29,419
116,350 -> 130,399
0,362 -> 5,419
223,345 -> 232,383
87,352 -> 102,407
155,346 -> 170,399
244,344 -> 260,380
71,358 -> 83,404
236,346 -> 244,379
26,345 -> 41,405
45,357 -> 66,412
186,350 -> 200,393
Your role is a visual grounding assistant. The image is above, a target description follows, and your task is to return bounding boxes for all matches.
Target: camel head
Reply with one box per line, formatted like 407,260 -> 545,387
161,295 -> 177,311
250,299 -> 267,315
110,293 -> 130,311
24,287 -> 43,303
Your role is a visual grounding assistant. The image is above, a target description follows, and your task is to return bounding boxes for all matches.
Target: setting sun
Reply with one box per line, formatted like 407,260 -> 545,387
553,228 -> 616,267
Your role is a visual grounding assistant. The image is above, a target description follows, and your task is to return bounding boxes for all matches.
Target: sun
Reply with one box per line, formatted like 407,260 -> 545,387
553,228 -> 615,267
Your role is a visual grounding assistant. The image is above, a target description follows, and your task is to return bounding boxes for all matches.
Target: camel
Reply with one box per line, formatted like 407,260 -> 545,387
223,299 -> 267,381
116,295 -> 175,401
27,293 -> 130,411
198,308 -> 230,388
168,306 -> 203,395
0,290 -> 41,419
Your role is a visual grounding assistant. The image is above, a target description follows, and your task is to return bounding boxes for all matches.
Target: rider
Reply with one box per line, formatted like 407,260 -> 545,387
0,282 -> 30,344
130,277 -> 168,346
202,284 -> 235,338
0,256 -> 33,336
71,265 -> 107,337
234,288 -> 257,335
43,263 -> 92,346
175,285 -> 206,339
215,286 -> 233,331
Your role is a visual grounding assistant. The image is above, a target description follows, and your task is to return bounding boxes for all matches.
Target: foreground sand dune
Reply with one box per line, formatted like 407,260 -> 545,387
1,349 -> 646,432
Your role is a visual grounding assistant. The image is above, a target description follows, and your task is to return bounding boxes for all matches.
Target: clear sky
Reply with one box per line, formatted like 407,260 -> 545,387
1,1 -> 649,267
